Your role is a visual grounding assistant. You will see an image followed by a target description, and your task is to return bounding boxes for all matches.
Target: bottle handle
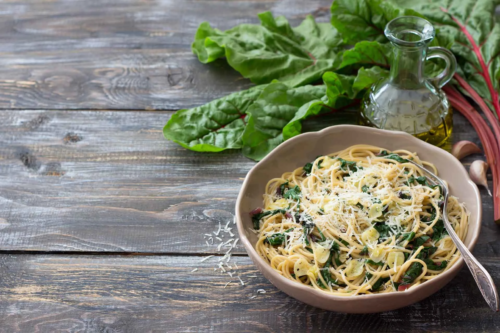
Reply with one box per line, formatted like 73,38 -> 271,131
426,47 -> 457,88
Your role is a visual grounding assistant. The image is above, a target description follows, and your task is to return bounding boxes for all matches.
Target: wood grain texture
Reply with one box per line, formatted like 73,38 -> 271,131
0,254 -> 499,332
0,110 -> 496,254
0,0 -> 332,110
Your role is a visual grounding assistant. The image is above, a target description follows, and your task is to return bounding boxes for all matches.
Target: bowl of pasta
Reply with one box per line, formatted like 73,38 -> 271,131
235,125 -> 481,313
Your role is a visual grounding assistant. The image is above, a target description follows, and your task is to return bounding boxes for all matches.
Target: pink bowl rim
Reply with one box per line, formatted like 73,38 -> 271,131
235,124 -> 482,303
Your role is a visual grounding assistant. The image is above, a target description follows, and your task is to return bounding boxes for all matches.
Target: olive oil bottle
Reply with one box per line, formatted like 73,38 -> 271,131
360,16 -> 456,147
359,87 -> 454,147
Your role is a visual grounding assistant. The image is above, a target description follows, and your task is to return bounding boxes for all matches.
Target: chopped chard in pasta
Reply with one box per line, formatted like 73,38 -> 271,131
251,145 -> 468,295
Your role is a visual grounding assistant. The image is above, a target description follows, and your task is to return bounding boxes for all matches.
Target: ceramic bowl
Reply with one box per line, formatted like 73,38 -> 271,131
235,125 -> 481,313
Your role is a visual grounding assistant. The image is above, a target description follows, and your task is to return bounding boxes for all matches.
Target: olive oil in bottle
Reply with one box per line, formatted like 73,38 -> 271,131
359,86 -> 453,147
360,16 -> 457,147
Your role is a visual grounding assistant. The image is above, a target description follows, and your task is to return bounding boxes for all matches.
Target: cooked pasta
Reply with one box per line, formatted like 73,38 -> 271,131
251,144 -> 468,295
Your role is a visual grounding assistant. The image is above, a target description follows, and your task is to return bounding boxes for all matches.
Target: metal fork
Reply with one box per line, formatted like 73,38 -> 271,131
407,159 -> 499,312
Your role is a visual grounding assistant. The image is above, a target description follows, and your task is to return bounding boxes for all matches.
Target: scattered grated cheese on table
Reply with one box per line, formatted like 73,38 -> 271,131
238,276 -> 245,286
200,255 -> 214,262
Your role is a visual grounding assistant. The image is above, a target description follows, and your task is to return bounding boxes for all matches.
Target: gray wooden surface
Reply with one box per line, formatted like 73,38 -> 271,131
0,0 -> 498,332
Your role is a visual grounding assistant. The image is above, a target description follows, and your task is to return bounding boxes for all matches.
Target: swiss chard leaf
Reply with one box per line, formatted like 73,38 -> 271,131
401,247 -> 437,285
284,185 -> 302,200
371,276 -> 390,291
337,157 -> 359,172
241,83 -> 326,161
318,247 -> 345,287
279,181 -> 289,197
413,235 -> 430,248
432,220 -> 448,241
338,238 -> 350,247
398,191 -> 412,200
323,72 -> 356,104
193,12 -> 344,87
323,70 -> 381,106
302,222 -> 315,246
339,41 -> 391,69
373,222 -> 398,238
402,262 -> 423,285
266,233 -> 286,246
400,231 -> 416,243
424,258 -> 448,271
330,0 -> 422,44
421,206 -> 437,223
163,85 -> 266,152
303,162 -> 313,175
415,176 -> 429,186
384,154 -> 409,163
252,209 -> 286,229
430,184 -> 443,195
281,98 -> 329,140
417,246 -> 437,260
352,66 -> 389,93
330,0 -> 399,44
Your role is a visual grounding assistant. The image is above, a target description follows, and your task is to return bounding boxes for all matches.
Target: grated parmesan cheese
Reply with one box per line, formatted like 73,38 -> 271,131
200,255 -> 214,262
238,276 -> 245,286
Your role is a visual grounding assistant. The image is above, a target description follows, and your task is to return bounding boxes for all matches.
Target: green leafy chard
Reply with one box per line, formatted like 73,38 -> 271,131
373,222 -> 398,238
431,220 -> 448,241
352,66 -> 389,93
423,258 -> 448,271
401,262 -> 422,285
318,247 -> 344,288
163,85 -> 266,152
284,185 -> 302,200
366,272 -> 390,291
339,41 -> 391,69
400,231 -> 416,243
303,162 -> 313,175
241,83 -> 326,160
330,0 -> 421,44
384,154 -> 409,163
401,246 -> 438,286
251,209 -> 286,229
413,235 -> 430,248
193,12 -> 343,87
282,71 -> 368,141
266,233 -> 286,246
337,157 -> 359,172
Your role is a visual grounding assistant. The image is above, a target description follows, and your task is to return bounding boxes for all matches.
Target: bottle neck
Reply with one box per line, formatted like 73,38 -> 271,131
388,44 -> 426,89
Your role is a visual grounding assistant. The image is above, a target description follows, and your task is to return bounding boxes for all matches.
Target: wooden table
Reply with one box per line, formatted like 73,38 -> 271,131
0,1 -> 499,332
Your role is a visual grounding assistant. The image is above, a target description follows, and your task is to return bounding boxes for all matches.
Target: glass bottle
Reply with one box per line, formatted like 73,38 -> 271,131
360,16 -> 457,146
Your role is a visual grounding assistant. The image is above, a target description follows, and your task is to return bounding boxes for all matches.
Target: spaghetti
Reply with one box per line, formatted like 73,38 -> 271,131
252,144 -> 468,295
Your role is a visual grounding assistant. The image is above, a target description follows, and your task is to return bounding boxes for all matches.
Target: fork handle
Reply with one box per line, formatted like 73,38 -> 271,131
447,230 -> 499,312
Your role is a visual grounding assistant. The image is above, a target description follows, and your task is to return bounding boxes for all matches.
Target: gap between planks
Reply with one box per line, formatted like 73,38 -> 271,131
0,108 -> 179,112
0,250 -> 249,257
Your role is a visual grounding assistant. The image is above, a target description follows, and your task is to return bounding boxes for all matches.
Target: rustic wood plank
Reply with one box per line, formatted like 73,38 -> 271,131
0,110 -> 496,254
0,110 -> 252,253
0,254 -> 499,332
0,0 -> 332,110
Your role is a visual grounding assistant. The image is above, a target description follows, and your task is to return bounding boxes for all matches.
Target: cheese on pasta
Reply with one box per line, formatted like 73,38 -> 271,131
253,144 -> 468,295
